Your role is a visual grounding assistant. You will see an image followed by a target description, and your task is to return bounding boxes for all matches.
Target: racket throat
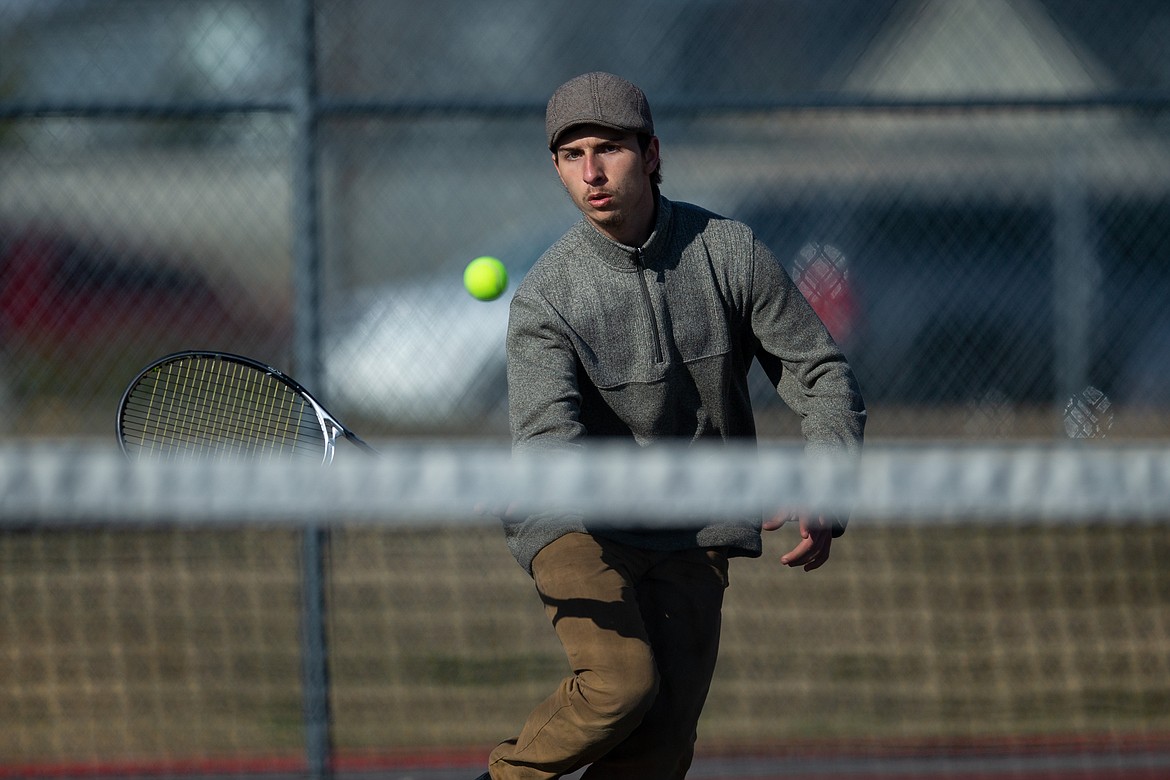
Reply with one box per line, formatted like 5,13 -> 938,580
322,423 -> 341,464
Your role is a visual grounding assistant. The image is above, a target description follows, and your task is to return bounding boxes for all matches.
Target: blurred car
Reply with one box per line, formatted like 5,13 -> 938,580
325,274 -> 514,426
0,227 -> 267,434
0,229 -> 241,350
321,194 -> 1170,430
738,194 -> 1170,410
323,232 -> 561,429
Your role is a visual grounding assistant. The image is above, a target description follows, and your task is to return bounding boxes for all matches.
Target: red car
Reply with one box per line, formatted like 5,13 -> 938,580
0,230 -> 239,348
0,229 -> 277,436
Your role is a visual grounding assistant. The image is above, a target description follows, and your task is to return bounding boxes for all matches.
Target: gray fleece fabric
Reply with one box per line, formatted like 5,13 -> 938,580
504,195 -> 866,573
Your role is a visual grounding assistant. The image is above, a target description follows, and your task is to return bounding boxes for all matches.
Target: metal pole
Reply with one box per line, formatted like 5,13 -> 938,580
292,2 -> 333,779
1052,163 -> 1099,406
300,525 -> 334,780
293,0 -> 323,389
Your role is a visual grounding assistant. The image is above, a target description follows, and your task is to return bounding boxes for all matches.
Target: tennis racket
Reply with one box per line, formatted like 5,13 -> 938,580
117,350 -> 374,463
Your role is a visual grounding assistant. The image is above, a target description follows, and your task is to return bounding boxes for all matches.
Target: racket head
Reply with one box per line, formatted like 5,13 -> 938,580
117,351 -> 348,463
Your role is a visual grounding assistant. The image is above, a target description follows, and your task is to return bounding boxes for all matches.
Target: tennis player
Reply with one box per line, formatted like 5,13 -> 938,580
478,72 -> 866,780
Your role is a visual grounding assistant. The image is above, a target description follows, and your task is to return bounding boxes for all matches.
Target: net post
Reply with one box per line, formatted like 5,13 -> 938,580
294,2 -> 331,776
300,524 -> 334,780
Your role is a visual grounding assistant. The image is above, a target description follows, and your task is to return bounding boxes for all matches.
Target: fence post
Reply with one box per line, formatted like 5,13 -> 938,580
291,2 -> 333,779
300,525 -> 334,780
1052,163 -> 1099,407
293,0 -> 323,389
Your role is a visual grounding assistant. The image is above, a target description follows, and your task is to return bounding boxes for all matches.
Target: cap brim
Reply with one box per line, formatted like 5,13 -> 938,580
548,119 -> 648,151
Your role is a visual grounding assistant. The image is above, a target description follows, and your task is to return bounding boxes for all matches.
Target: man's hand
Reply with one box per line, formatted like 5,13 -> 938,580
763,513 -> 834,571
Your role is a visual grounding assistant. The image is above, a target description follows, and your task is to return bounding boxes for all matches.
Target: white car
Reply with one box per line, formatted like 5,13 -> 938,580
323,231 -> 561,429
326,274 -> 513,427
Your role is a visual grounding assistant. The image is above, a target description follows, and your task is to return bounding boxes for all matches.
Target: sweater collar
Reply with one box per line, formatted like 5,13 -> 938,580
576,193 -> 674,271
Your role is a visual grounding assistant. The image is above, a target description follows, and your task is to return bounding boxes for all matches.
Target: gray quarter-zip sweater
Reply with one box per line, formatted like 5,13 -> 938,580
504,194 -> 866,573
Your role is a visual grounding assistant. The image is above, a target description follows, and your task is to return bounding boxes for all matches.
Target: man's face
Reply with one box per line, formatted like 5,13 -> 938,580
553,125 -> 659,247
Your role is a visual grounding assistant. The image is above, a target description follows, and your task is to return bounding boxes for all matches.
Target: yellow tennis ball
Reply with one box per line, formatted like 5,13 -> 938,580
463,256 -> 508,301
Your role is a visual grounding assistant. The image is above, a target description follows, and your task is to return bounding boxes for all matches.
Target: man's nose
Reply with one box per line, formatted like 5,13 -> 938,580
582,154 -> 605,184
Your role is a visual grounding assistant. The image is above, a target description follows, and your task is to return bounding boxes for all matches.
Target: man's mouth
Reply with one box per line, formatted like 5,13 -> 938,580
586,192 -> 613,208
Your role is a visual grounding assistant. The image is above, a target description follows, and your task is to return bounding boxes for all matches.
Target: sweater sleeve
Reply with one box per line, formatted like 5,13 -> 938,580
506,291 -> 585,451
502,290 -> 593,574
749,236 -> 867,453
748,237 -> 865,536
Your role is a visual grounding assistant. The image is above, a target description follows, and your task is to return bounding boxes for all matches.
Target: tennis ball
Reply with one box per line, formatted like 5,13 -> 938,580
463,256 -> 508,301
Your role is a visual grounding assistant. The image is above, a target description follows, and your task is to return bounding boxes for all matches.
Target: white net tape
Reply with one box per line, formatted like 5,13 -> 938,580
3,440 -> 1169,526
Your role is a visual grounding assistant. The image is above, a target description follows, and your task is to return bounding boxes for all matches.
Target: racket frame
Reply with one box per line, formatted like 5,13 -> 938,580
117,350 -> 373,463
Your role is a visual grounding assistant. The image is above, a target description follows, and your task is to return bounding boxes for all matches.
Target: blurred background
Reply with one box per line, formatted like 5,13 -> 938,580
3,0 -> 1168,442
2,2 -> 1170,778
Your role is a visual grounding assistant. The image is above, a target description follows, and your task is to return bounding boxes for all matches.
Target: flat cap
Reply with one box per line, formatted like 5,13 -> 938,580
545,72 -> 654,151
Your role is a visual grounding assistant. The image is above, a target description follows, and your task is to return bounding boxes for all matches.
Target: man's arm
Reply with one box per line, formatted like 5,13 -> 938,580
747,237 -> 866,569
506,292 -> 585,451
748,237 -> 866,452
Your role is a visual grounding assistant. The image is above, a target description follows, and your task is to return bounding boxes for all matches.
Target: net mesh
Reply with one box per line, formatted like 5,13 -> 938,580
1,441 -> 1168,778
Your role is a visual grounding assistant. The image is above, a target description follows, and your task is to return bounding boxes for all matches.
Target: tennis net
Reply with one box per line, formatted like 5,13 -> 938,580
1,440 -> 1168,778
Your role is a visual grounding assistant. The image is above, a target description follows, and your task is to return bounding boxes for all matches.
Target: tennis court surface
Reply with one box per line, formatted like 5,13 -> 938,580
7,744 -> 1170,779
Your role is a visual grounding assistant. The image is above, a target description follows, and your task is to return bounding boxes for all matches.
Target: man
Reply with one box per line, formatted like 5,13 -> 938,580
478,72 -> 866,780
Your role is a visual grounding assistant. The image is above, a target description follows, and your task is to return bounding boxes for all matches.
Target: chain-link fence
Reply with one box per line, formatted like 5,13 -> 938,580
2,0 -> 1169,441
4,4 -> 1170,776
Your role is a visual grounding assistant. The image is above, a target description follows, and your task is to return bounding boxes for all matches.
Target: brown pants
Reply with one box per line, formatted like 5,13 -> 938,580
488,533 -> 729,779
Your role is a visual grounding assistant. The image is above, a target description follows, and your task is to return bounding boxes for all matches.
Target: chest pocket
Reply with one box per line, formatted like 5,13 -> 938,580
561,240 -> 733,390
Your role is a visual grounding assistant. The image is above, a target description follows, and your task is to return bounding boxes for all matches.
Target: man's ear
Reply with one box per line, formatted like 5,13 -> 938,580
643,136 -> 660,176
551,152 -> 567,186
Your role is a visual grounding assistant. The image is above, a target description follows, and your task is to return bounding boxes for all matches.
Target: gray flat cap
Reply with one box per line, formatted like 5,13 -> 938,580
545,72 -> 654,151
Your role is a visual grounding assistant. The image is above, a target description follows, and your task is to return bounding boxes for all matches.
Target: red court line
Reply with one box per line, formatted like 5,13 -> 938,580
0,748 -> 488,779
695,732 -> 1170,758
753,774 -> 1170,780
0,755 -> 304,779
3,736 -> 1168,779
740,772 -> 1170,780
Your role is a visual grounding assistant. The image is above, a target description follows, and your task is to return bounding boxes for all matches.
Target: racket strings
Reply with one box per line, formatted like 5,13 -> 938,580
120,356 -> 327,461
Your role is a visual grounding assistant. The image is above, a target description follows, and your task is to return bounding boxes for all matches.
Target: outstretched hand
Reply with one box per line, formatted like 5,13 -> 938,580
763,512 -> 834,571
